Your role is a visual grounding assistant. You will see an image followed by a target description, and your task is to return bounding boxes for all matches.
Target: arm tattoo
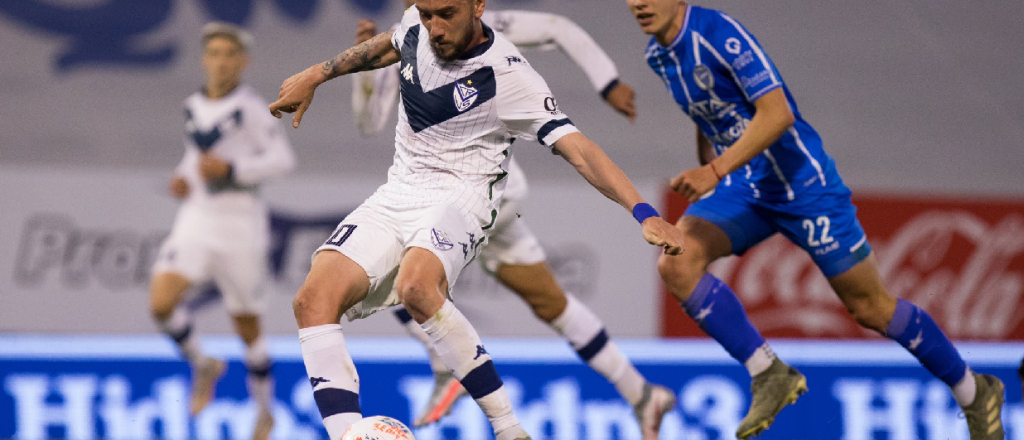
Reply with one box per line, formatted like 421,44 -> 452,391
321,31 -> 398,80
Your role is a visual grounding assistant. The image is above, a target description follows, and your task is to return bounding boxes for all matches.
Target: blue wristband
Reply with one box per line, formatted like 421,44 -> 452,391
632,203 -> 660,224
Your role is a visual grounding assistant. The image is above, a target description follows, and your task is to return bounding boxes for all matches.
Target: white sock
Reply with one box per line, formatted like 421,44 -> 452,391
550,294 -> 646,405
245,337 -> 274,412
952,367 -> 977,407
298,324 -> 361,439
421,300 -> 524,438
744,343 -> 777,377
395,308 -> 448,373
158,307 -> 206,364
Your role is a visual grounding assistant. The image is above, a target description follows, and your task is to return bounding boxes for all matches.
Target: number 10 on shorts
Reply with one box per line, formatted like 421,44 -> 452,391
326,225 -> 357,246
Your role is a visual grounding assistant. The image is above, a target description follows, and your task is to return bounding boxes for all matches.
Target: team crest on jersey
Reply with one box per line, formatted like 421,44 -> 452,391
453,80 -> 479,112
430,228 -> 454,251
693,64 -> 714,91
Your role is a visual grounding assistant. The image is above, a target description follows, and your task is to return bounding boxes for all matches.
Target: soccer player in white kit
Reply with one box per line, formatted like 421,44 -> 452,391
149,23 -> 296,440
268,0 -> 685,439
349,4 -> 676,437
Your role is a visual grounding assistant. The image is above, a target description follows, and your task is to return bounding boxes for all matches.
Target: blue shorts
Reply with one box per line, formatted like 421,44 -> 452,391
685,185 -> 872,278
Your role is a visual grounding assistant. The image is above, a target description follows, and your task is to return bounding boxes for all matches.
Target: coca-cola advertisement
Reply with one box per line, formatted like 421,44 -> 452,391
660,190 -> 1024,341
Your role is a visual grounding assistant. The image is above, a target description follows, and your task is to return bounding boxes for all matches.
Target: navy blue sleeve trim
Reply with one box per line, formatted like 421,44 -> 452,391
599,79 -> 620,100
537,118 -> 574,146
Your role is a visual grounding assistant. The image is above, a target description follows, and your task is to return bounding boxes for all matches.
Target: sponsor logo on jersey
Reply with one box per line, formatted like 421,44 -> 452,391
687,96 -> 735,120
724,37 -> 742,55
731,50 -> 755,70
430,228 -> 454,251
740,71 -> 771,89
693,64 -> 714,91
453,80 -> 479,112
505,55 -> 524,66
543,96 -> 558,113
401,63 -> 415,84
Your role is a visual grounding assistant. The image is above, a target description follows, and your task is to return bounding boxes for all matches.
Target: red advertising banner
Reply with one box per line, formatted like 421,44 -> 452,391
660,190 -> 1024,340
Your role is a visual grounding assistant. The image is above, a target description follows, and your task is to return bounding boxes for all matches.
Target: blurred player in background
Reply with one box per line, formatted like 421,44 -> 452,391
349,3 -> 675,437
267,0 -> 685,438
149,22 -> 296,440
628,0 -> 1006,438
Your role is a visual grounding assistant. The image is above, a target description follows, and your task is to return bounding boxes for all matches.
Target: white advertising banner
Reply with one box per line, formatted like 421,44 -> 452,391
0,166 -> 663,337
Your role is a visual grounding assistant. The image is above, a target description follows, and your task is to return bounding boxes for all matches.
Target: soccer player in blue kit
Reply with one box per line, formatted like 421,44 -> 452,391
626,0 -> 1006,438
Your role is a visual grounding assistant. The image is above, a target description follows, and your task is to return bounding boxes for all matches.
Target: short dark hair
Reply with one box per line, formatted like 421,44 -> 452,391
201,22 -> 253,52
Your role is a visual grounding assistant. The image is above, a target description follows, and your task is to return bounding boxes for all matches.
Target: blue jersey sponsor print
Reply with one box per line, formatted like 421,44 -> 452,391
645,5 -> 842,203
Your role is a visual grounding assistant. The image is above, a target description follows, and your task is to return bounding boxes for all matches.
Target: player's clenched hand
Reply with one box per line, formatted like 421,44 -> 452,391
641,217 -> 685,255
355,19 -> 378,44
269,65 -> 323,129
604,82 -> 637,123
199,153 -> 231,182
671,164 -> 720,202
169,176 -> 189,199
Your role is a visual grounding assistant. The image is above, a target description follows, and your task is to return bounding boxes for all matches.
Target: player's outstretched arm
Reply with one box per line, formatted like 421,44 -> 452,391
269,30 -> 400,129
553,132 -> 684,255
671,88 -> 795,201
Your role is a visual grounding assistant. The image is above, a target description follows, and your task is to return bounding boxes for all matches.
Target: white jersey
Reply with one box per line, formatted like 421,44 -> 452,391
364,6 -> 578,230
351,9 -> 619,137
175,84 -> 296,212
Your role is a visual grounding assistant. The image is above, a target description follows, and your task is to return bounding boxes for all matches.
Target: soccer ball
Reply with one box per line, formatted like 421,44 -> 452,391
341,416 -> 417,440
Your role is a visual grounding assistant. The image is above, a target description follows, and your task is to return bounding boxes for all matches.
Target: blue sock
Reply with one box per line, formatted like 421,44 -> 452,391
886,298 -> 967,387
682,274 -> 766,364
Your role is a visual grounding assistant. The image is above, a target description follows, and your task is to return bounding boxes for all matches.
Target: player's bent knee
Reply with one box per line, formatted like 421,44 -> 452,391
149,275 -> 187,322
149,290 -> 173,321
292,281 -> 355,327
842,295 -> 890,334
149,301 -> 174,322
396,279 -> 439,318
657,253 -> 706,299
527,294 -> 567,323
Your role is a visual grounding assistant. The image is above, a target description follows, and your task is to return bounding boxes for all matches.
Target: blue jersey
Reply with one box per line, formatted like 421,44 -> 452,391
646,5 -> 842,203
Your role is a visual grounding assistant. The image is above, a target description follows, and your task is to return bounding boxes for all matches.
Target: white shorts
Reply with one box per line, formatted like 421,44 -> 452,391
152,205 -> 270,315
477,198 -> 547,273
316,201 -> 485,321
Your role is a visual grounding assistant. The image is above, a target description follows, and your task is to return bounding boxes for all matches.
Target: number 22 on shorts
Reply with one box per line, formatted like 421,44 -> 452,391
802,216 -> 834,247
